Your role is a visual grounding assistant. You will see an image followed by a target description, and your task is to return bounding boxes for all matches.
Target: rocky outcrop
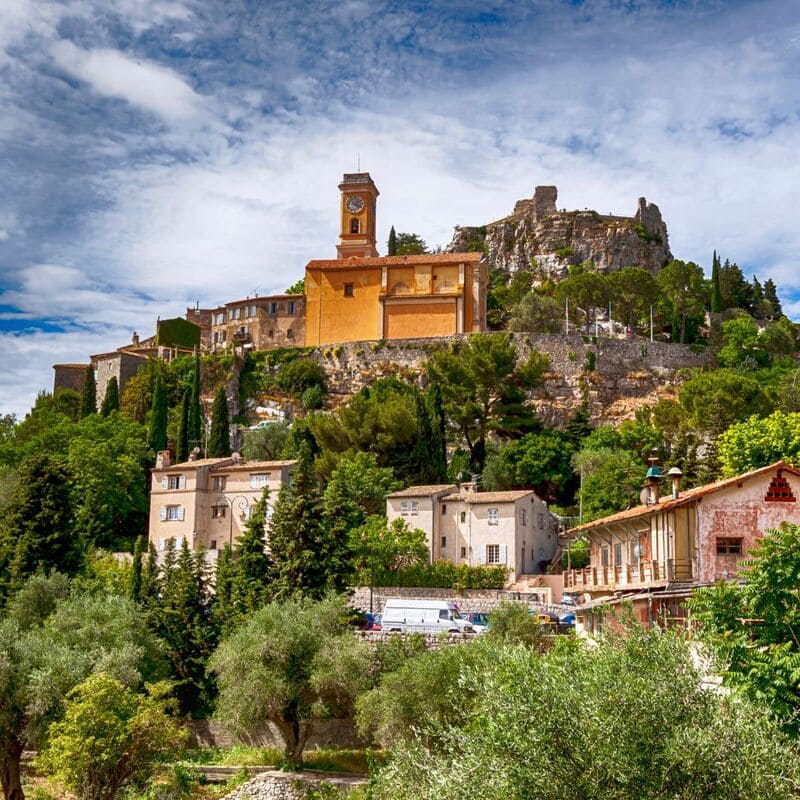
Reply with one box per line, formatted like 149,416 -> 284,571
448,186 -> 672,280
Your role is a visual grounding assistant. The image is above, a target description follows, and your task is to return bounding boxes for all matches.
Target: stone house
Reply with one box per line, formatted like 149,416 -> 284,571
90,348 -> 149,409
52,363 -> 88,394
147,450 -> 295,560
210,294 -> 305,351
386,484 -> 560,582
563,461 -> 800,629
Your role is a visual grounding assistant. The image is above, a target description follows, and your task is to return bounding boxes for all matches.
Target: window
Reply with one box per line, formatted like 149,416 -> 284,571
166,475 -> 184,490
268,329 -> 274,338
460,546 -> 467,558
538,513 -> 544,528
441,536 -> 447,548
344,283 -> 354,297
231,307 -> 241,320
486,544 -> 501,564
460,511 -> 466,523
350,218 -> 360,233
250,473 -> 271,489
164,505 -> 183,521
520,509 -> 527,526
601,546 -> 610,568
212,476 -> 227,492
287,329 -> 294,339
269,302 -> 278,315
614,543 -> 623,567
409,500 -> 419,515
441,503 -> 447,515
288,301 -> 296,315
488,507 -> 499,525
210,539 -> 217,550
212,505 -> 226,519
438,609 -> 450,620
716,537 -> 743,555
214,312 -> 226,324
247,305 -> 257,317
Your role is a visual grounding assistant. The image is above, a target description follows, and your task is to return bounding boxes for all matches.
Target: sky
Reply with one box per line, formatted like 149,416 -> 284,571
1,0 -> 799,417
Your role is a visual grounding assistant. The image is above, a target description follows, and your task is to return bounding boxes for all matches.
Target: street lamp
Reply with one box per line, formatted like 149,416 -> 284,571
215,494 -> 250,548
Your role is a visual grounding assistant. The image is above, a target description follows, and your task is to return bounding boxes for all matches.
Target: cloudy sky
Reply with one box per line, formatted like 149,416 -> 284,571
1,0 -> 799,417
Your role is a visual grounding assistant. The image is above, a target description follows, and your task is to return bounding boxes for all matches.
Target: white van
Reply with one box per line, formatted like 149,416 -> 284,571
381,599 -> 478,634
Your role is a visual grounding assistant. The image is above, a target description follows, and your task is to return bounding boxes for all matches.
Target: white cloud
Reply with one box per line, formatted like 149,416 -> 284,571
50,40 -> 202,122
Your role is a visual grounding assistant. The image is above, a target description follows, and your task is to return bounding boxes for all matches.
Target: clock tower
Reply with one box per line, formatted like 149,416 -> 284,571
336,172 -> 379,258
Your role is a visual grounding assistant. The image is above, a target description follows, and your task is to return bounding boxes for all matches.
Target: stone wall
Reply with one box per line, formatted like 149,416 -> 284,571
220,770 -> 365,800
312,333 -> 712,427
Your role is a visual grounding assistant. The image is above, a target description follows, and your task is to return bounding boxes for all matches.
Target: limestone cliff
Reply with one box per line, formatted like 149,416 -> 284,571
447,186 -> 672,279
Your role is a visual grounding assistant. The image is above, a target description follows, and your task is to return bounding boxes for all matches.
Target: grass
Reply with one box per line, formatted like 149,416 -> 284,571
177,745 -> 382,774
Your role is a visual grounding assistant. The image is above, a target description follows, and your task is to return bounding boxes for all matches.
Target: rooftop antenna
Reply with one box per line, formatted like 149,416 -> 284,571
357,153 -> 360,171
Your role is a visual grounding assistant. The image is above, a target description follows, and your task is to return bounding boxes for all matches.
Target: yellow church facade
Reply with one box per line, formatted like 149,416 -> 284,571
304,173 -> 488,347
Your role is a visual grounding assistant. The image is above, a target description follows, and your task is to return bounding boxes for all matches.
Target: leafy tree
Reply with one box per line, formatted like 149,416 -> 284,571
710,250 -> 723,314
719,258 -> 753,312
607,267 -> 658,334
147,372 -> 168,454
718,316 -> 769,369
554,271 -> 608,328
689,522 -> 800,734
79,365 -> 96,418
208,386 -> 231,458
482,429 -> 575,504
269,443 -> 343,598
370,627 -> 800,800
573,446 -> 644,522
285,277 -> 305,294
0,581 -> 164,800
275,358 -> 326,398
484,601 -> 550,647
0,454 -> 76,598
176,388 -> 190,463
36,674 -> 186,800
490,268 -> 535,329
189,353 -> 203,451
242,421 -> 291,461
387,225 -> 397,256
508,291 -> 563,334
210,596 -> 373,764
349,516 -> 428,583
394,232 -> 427,255
717,411 -> 800,476
656,259 -> 706,344
100,376 -> 119,417
426,333 -> 549,472
761,316 -> 797,358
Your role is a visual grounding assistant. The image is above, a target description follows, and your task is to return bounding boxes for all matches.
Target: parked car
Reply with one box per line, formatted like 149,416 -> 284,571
247,420 -> 275,431
364,612 -> 382,631
382,599 -> 478,634
465,611 -> 490,631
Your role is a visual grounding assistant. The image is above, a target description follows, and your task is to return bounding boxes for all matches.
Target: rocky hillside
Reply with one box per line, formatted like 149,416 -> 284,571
447,186 -> 672,279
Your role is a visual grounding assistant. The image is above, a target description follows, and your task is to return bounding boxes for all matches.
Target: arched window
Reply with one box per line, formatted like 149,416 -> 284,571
350,218 -> 360,233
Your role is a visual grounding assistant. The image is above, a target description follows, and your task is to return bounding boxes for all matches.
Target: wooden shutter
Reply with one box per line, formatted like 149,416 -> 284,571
479,544 -> 487,565
178,475 -> 186,489
177,507 -> 185,521
161,477 -> 168,490
159,506 -> 167,521
499,544 -> 508,564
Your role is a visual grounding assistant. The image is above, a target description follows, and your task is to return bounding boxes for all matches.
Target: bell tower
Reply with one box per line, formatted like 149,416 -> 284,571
336,172 -> 379,258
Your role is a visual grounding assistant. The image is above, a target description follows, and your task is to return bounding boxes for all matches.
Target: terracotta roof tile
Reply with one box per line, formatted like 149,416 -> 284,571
443,489 -> 536,503
388,484 -> 458,498
306,252 -> 483,270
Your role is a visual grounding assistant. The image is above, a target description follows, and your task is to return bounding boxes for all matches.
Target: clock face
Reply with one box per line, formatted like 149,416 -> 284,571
346,195 -> 365,213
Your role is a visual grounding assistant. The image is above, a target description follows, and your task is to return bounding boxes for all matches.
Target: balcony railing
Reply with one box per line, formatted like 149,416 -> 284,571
564,559 -> 693,590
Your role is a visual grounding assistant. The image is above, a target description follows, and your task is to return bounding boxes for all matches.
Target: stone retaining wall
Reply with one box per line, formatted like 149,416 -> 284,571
220,770 -> 365,800
350,586 -> 556,613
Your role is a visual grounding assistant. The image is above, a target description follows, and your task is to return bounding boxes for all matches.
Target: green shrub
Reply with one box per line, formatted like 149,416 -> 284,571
276,358 -> 326,398
583,351 -> 596,372
301,384 -> 325,410
373,561 -> 508,589
554,246 -> 574,259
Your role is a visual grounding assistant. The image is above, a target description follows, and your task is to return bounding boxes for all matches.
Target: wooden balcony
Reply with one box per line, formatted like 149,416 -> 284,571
564,559 -> 693,591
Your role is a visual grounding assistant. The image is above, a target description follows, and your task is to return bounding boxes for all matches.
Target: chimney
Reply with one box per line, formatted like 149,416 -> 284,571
155,450 -> 171,469
645,452 -> 662,504
132,331 -> 140,346
188,447 -> 200,462
667,467 -> 683,499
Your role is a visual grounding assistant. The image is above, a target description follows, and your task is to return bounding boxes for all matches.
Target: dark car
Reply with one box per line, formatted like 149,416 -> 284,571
363,612 -> 382,631
465,611 -> 490,629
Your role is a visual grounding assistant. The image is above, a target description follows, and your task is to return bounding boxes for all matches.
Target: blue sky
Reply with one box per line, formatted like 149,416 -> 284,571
1,0 -> 799,416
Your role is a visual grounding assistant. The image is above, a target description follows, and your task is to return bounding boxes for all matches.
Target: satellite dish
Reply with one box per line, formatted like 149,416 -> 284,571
639,487 -> 650,505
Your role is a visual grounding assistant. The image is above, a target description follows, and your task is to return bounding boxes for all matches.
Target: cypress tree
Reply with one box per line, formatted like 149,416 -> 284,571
426,384 -> 448,482
177,388 -> 190,463
147,371 -> 168,454
409,389 -> 435,484
208,386 -> 231,457
139,541 -> 161,613
80,365 -> 97,418
764,278 -> 782,318
230,488 -> 273,615
269,442 -> 340,598
130,535 -> 144,603
212,544 -> 237,636
387,225 -> 397,256
100,376 -> 119,416
710,250 -> 723,314
189,353 -> 203,452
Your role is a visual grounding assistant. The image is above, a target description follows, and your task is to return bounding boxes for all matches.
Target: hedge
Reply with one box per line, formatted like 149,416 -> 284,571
371,561 -> 508,590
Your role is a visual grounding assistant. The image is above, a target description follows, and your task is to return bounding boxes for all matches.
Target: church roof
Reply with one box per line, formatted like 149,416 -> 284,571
306,252 -> 483,270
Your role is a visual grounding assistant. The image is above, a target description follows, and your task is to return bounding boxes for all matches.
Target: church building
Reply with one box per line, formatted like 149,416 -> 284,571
304,173 -> 488,346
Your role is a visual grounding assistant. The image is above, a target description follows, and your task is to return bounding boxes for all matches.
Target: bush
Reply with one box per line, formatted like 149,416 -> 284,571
276,358 -> 326,398
301,384 -> 325,410
373,561 -> 508,589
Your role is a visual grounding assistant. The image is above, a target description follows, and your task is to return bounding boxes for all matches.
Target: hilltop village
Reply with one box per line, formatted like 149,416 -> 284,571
4,172 -> 800,800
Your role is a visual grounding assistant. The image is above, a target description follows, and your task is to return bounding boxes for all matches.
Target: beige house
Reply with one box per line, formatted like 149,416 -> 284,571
148,451 -> 295,558
210,294 -> 305,351
386,484 -> 559,581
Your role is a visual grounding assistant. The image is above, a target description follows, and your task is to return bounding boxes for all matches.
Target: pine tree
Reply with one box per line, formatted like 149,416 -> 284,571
387,225 -> 397,256
80,365 -> 97,418
764,278 -> 783,318
426,384 -> 448,483
212,544 -> 237,635
710,250 -> 723,314
148,372 -> 168,454
100,376 -> 119,416
208,386 -> 231,457
139,541 -> 161,613
230,488 -> 273,615
130,535 -> 144,603
189,353 -> 203,452
269,442 -> 341,598
177,388 -> 190,463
